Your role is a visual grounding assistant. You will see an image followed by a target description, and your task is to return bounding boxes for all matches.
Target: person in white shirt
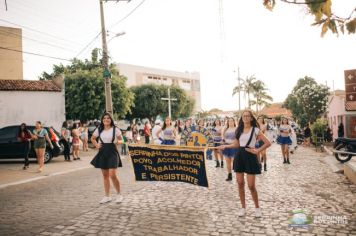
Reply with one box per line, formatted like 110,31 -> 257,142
152,121 -> 162,145
90,113 -> 124,204
218,110 -> 271,218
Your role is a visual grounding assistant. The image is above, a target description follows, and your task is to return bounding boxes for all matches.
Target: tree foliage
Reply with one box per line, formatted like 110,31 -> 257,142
263,0 -> 356,36
232,76 -> 273,112
250,80 -> 273,113
283,76 -> 329,126
39,48 -> 134,121
129,84 -> 195,120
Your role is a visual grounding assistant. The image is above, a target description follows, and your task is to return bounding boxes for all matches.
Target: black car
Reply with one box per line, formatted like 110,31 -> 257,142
0,125 -> 64,163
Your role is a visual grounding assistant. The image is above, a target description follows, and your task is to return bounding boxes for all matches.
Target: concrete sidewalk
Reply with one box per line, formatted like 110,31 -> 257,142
0,149 -> 97,189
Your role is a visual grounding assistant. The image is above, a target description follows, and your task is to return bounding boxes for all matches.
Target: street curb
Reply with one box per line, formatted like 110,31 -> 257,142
322,146 -> 344,174
0,166 -> 92,190
323,145 -> 333,156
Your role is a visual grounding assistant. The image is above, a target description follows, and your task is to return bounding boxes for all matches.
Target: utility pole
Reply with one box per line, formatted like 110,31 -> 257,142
99,0 -> 129,115
237,67 -> 241,112
99,0 -> 113,115
161,88 -> 177,118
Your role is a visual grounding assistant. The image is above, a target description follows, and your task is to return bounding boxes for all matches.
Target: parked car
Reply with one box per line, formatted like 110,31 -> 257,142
88,121 -> 100,143
0,125 -> 64,163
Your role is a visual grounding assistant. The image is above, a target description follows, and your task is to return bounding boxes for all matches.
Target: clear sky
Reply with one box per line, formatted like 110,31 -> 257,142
0,0 -> 355,111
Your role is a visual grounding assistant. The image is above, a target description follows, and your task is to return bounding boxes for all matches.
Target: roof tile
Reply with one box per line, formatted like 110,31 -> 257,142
0,80 -> 61,92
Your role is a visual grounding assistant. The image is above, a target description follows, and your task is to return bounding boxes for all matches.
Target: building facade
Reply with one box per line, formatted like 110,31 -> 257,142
117,63 -> 201,113
0,78 -> 65,131
0,26 -> 23,80
327,90 -> 354,140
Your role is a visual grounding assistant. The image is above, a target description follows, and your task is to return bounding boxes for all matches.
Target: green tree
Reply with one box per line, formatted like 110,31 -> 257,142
39,48 -> 134,120
263,0 -> 356,36
283,76 -> 329,126
129,84 -> 195,120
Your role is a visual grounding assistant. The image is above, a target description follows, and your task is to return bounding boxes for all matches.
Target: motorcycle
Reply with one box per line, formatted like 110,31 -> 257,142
333,137 -> 356,163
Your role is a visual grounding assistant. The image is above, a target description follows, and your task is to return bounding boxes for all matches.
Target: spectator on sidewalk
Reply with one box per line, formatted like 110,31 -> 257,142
61,121 -> 71,161
126,127 -> 133,144
152,121 -> 162,145
80,122 -> 89,152
143,122 -> 151,144
17,123 -> 32,170
338,122 -> 344,138
303,124 -> 311,147
32,121 -> 53,172
71,123 -> 80,160
121,131 -> 127,155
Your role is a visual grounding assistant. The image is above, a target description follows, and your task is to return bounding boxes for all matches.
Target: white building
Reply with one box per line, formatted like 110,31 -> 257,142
117,63 -> 201,113
0,78 -> 65,131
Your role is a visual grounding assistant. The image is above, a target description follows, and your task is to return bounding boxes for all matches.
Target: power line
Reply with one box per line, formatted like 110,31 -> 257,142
0,46 -> 72,62
0,18 -> 81,46
109,0 -> 146,28
0,29 -> 76,53
74,32 -> 101,58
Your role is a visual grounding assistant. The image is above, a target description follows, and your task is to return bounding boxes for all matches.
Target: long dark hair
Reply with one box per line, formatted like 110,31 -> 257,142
224,117 -> 236,133
257,115 -> 265,125
62,121 -> 68,128
162,117 -> 172,131
18,123 -> 29,136
98,112 -> 115,133
235,110 -> 260,140
213,119 -> 221,127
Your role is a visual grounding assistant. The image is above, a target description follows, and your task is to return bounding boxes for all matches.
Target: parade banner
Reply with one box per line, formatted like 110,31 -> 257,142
128,144 -> 209,188
180,125 -> 214,147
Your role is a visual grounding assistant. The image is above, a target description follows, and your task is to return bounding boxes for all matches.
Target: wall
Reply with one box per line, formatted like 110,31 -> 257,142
117,63 -> 202,113
0,26 -> 23,80
327,93 -> 356,139
0,90 -> 65,131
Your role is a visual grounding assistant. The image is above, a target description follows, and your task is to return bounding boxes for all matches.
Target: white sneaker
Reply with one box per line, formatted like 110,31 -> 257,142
254,208 -> 262,218
237,208 -> 246,217
99,196 -> 112,204
114,194 -> 124,203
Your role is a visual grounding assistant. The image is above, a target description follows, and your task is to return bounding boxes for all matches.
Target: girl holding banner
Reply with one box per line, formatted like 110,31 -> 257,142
222,117 -> 238,181
156,117 -> 177,145
218,110 -> 271,218
212,119 -> 224,168
90,113 -> 123,204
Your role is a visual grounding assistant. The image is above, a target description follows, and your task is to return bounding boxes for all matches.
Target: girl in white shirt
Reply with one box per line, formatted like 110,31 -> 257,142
218,110 -> 271,218
91,113 -> 123,204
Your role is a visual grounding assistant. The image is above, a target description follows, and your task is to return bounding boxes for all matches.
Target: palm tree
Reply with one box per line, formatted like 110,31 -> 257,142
250,80 -> 273,113
244,75 -> 257,109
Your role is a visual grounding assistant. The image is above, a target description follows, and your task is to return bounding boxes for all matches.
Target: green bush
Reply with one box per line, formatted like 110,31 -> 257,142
311,118 -> 327,144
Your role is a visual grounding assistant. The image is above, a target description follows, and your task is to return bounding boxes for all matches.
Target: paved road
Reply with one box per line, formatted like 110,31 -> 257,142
0,144 -> 355,236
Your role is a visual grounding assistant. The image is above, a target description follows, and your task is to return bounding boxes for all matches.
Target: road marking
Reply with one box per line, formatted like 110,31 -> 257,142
0,166 -> 92,189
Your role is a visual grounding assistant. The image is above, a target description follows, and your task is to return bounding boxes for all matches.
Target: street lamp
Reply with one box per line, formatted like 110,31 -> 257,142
108,31 -> 126,43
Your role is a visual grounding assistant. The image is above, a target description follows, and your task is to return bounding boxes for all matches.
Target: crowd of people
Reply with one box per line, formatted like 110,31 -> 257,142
18,111 -> 344,218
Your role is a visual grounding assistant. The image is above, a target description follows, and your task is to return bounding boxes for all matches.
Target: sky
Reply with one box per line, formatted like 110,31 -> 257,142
0,0 -> 355,111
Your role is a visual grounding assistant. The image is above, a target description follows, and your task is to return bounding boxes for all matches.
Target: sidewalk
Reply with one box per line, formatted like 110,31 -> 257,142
0,149 -> 96,188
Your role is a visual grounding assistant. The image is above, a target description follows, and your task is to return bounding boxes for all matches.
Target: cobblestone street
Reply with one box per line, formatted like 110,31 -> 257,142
0,144 -> 355,236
